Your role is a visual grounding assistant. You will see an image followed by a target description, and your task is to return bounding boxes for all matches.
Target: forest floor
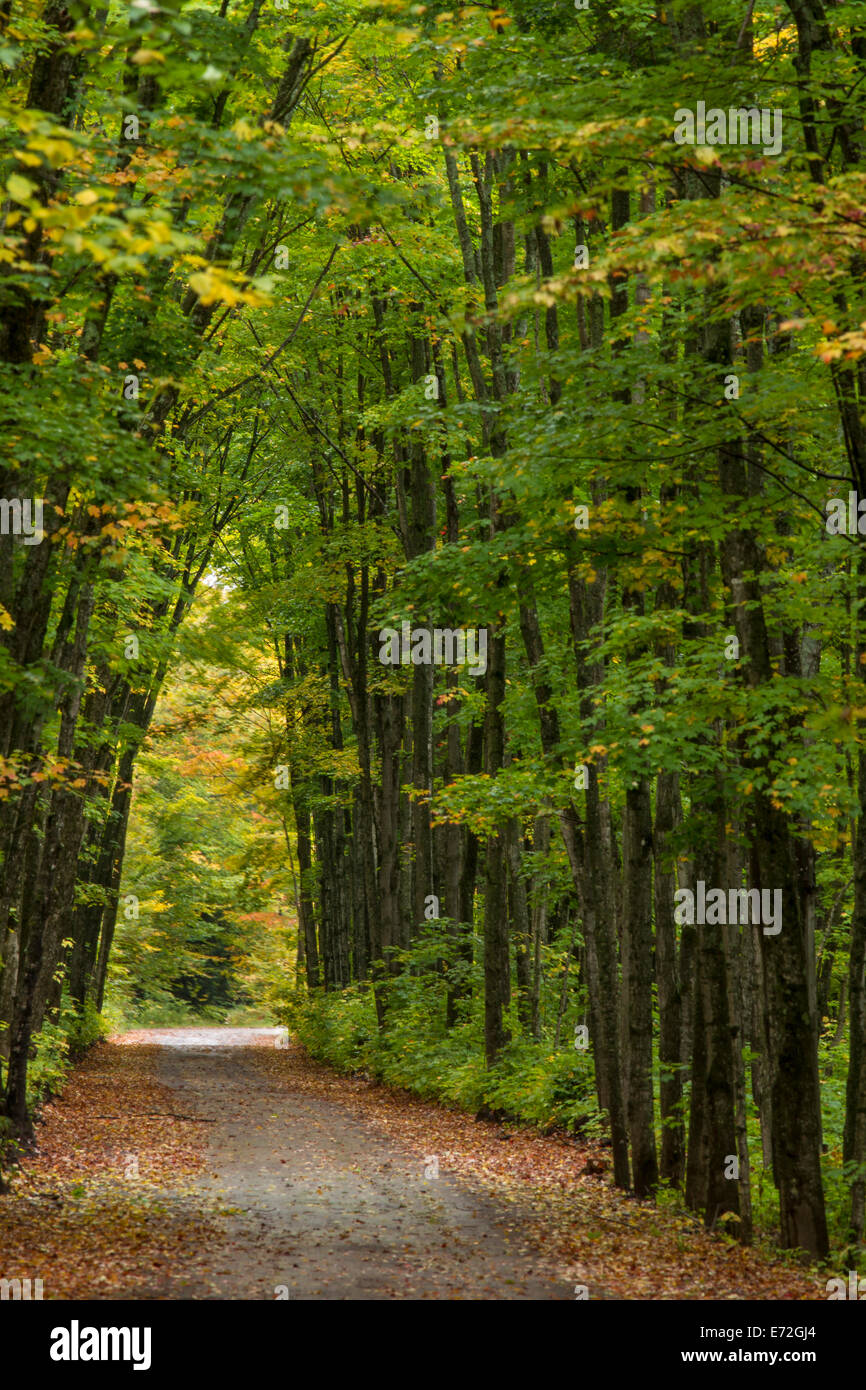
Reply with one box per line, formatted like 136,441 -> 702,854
0,1028 -> 829,1300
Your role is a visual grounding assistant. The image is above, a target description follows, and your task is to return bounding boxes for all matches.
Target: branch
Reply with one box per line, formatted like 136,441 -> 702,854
180,245 -> 339,433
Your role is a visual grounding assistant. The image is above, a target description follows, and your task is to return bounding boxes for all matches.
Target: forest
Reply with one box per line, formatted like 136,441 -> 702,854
2,0 -> 866,1294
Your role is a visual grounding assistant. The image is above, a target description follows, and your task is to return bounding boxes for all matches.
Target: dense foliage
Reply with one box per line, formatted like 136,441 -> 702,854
2,0 -> 866,1264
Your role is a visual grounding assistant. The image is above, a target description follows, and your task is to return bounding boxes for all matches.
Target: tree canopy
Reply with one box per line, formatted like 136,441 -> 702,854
2,0 -> 866,1264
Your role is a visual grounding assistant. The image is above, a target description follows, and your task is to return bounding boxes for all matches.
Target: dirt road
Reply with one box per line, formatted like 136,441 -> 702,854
0,1029 -> 825,1301
117,1026 -> 571,1300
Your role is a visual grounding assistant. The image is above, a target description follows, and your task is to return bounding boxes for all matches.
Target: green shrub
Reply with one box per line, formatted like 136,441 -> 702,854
285,926 -> 603,1137
20,993 -> 109,1112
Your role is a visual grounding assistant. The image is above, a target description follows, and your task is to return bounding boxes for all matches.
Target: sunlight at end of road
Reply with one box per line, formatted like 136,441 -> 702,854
109,1027 -> 289,1049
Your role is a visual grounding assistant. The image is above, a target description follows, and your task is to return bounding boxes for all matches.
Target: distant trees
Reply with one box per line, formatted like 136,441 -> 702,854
1,0 -> 866,1258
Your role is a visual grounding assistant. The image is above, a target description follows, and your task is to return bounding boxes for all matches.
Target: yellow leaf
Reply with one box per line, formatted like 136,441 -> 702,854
144,219 -> 173,244
28,137 -> 75,167
7,173 -> 36,203
131,48 -> 165,63
187,270 -> 267,308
